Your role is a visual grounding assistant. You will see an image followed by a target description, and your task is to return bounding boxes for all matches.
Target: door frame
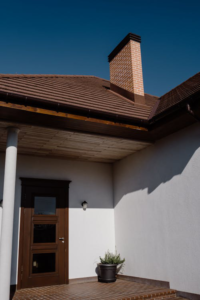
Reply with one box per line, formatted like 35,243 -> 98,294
17,178 -> 71,290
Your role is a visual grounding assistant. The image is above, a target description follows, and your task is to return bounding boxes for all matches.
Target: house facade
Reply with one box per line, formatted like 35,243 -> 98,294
0,33 -> 200,300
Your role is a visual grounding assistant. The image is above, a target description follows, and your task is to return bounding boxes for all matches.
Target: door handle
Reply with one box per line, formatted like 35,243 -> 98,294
59,237 -> 64,240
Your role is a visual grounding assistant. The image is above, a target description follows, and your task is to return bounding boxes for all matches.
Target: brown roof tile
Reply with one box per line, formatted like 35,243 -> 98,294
0,73 -> 199,123
0,75 -> 157,120
154,72 -> 200,117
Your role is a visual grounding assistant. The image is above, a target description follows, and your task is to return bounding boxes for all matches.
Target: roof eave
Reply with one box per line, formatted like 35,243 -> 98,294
149,89 -> 200,124
0,91 -> 149,128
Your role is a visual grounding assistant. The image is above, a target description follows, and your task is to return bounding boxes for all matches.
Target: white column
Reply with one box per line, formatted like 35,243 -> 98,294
0,127 -> 19,300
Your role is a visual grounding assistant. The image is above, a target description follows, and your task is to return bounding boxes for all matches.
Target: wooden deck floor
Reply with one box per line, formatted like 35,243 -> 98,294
13,279 -> 184,300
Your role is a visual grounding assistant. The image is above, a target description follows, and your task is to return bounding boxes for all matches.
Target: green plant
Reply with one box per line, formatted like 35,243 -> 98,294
99,250 -> 125,265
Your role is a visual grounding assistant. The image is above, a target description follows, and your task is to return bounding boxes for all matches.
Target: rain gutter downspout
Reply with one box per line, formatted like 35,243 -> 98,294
186,104 -> 200,122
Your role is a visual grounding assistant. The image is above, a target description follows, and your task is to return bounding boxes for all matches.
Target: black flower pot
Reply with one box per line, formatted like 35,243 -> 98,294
98,264 -> 117,283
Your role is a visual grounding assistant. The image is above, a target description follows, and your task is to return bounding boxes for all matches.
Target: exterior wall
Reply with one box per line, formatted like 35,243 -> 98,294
110,40 -> 144,96
113,123 -> 200,295
0,154 -> 115,285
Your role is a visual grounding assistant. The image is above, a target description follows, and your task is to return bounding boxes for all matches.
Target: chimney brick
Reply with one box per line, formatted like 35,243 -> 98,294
108,33 -> 144,98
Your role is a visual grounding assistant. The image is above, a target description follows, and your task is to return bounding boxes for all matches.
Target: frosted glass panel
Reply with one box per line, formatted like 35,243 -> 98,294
34,196 -> 56,215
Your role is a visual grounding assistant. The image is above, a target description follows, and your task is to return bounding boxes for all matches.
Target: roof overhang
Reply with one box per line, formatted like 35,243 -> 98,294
0,100 -> 153,143
0,89 -> 149,127
1,89 -> 200,142
0,89 -> 200,163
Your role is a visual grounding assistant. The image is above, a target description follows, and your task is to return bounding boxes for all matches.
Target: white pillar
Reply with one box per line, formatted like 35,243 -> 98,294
0,127 -> 19,300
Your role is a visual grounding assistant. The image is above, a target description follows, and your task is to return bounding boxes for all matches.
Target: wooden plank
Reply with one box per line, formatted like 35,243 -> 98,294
0,121 -> 151,163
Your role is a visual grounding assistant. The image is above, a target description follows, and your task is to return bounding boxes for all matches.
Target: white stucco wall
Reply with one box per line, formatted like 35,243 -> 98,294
1,123 -> 200,293
0,154 -> 115,284
113,123 -> 200,294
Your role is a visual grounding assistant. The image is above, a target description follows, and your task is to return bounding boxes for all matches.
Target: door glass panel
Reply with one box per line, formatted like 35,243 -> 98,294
34,196 -> 56,215
32,253 -> 56,273
33,224 -> 56,243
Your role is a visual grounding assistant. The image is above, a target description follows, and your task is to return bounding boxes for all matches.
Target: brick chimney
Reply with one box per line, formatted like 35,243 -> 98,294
108,33 -> 145,103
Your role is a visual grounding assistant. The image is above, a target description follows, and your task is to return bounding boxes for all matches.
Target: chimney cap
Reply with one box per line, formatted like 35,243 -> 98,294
108,33 -> 141,63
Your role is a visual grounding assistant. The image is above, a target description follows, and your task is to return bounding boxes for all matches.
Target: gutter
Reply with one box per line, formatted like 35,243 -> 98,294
0,91 -> 149,128
1,90 -> 200,131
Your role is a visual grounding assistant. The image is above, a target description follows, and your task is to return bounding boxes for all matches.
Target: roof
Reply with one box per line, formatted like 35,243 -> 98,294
154,72 -> 200,117
0,74 -> 157,120
0,73 -> 199,124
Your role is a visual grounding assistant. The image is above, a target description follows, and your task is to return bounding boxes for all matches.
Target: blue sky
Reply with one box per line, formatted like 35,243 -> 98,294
0,0 -> 199,96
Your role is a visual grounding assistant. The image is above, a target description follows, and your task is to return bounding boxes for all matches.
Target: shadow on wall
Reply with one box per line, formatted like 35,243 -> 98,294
114,123 -> 200,207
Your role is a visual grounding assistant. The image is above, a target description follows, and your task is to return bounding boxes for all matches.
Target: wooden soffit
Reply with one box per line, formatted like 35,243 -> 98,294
0,121 -> 151,163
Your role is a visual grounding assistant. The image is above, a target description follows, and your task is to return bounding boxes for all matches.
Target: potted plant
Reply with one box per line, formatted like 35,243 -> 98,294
98,250 -> 125,283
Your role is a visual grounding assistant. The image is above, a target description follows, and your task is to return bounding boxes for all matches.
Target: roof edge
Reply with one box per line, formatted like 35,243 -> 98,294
0,90 -> 149,127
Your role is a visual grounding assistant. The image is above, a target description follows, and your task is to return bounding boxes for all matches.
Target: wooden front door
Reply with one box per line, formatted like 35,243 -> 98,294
18,178 -> 70,289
